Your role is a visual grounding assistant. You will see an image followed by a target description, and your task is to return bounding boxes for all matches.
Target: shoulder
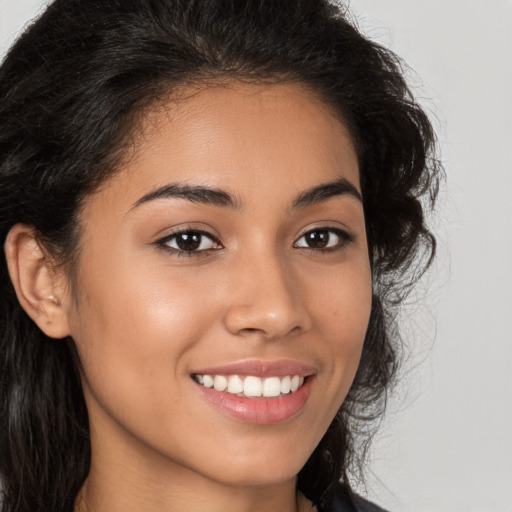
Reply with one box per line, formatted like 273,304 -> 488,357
350,494 -> 389,512
319,482 -> 389,512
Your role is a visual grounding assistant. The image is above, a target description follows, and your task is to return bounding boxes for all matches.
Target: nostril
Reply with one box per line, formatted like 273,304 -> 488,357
223,302 -> 311,340
238,327 -> 262,337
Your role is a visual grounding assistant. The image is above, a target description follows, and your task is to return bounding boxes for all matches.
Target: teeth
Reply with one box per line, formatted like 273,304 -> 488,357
280,375 -> 291,394
202,375 -> 214,388
213,375 -> 228,391
227,375 -> 244,394
244,376 -> 263,397
262,377 -> 281,397
195,374 -> 306,398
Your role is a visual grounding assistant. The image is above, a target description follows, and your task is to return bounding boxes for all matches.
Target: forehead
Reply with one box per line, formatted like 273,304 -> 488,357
88,81 -> 360,214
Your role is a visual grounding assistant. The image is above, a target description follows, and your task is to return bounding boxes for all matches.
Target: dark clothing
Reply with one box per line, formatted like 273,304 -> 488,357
318,483 -> 388,512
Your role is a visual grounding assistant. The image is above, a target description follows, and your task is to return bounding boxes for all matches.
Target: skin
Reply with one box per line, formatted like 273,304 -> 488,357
6,82 -> 372,512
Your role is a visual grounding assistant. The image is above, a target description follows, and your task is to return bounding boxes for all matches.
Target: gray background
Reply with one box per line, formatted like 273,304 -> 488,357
1,1 -> 511,510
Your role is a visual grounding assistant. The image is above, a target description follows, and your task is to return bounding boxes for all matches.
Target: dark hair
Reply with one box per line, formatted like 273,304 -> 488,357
0,0 -> 441,510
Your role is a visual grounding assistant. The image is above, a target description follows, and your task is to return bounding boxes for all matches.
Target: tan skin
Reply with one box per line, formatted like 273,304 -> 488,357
6,82 -> 372,512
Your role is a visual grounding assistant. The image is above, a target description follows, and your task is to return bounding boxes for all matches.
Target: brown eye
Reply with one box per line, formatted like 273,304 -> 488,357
303,230 -> 330,249
294,228 -> 352,250
161,230 -> 220,252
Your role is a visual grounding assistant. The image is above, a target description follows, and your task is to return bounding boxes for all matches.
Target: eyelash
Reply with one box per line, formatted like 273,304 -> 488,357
155,227 -> 354,258
155,228 -> 222,258
294,227 -> 355,253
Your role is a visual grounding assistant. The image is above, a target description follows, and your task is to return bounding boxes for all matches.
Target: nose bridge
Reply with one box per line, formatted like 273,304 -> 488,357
223,244 -> 309,340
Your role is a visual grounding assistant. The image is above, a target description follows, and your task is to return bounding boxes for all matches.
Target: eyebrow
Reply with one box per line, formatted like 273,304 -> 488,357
131,177 -> 361,211
292,178 -> 362,208
132,183 -> 241,210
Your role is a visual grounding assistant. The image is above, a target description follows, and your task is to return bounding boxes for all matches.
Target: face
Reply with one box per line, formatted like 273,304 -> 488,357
64,82 -> 372,489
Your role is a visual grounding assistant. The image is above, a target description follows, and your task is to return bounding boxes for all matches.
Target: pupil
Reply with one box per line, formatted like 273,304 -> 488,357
176,233 -> 201,251
307,230 -> 329,248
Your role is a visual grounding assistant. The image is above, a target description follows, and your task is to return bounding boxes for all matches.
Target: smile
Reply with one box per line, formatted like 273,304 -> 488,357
193,374 -> 306,398
191,360 -> 316,423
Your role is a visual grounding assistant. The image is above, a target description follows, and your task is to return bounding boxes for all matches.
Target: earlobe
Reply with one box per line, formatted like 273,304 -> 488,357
4,224 -> 71,339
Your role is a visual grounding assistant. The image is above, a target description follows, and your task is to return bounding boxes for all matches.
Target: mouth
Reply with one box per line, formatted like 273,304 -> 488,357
191,360 -> 316,424
192,373 -> 306,399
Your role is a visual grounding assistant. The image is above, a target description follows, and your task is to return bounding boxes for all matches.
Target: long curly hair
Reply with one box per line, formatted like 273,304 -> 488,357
0,0 -> 441,510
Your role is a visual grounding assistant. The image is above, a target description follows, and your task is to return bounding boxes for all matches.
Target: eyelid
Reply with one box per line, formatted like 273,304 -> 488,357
152,221 -> 221,241
152,223 -> 355,257
154,227 -> 223,257
293,226 -> 355,250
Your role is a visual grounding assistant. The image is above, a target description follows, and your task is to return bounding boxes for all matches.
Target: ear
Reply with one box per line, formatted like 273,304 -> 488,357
4,224 -> 72,339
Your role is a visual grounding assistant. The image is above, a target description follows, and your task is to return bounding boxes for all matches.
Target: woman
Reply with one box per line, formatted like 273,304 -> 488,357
0,0 -> 441,511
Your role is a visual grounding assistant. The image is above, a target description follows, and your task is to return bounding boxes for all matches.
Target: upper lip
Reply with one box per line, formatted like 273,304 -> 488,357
191,359 -> 317,378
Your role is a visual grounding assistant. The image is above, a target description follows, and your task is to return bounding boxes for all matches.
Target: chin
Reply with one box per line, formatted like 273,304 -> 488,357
189,441 -> 311,488
208,464 -> 302,488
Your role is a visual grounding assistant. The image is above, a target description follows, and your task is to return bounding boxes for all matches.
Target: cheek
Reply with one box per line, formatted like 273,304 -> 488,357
68,255 -> 222,418
327,278 -> 372,356
310,254 -> 372,331
305,258 -> 373,392
67,262 -> 233,475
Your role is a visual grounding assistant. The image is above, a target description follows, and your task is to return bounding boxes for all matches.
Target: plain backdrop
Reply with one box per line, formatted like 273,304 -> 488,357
1,1 -> 511,511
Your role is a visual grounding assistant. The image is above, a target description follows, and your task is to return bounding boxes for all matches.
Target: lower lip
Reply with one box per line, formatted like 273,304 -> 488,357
195,377 -> 314,424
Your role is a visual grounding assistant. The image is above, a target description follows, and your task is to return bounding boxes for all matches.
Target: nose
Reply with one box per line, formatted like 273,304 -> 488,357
223,250 -> 312,341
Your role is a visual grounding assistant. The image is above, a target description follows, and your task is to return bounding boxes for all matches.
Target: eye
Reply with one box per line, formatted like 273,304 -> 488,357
294,228 -> 353,251
156,229 -> 221,254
